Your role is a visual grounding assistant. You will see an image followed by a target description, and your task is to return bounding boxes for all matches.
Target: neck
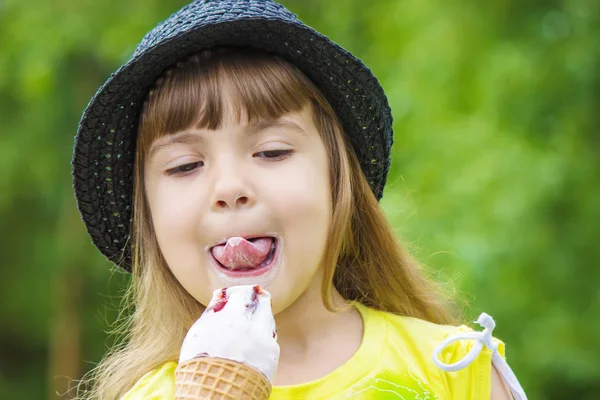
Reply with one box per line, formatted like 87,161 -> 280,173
273,273 -> 361,363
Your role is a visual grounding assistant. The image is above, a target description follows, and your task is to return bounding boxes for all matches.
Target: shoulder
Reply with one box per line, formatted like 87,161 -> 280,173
375,308 -> 506,361
491,364 -> 515,400
369,307 -> 507,399
375,309 -> 482,355
120,361 -> 177,400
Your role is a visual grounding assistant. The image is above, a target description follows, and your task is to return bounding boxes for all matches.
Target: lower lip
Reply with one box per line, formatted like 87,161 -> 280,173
209,237 -> 281,278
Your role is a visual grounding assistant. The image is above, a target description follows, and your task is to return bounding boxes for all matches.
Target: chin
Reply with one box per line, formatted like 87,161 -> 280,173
268,279 -> 319,316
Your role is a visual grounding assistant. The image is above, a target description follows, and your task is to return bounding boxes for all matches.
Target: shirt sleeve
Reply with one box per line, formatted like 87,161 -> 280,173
120,361 -> 176,400
437,325 -> 506,400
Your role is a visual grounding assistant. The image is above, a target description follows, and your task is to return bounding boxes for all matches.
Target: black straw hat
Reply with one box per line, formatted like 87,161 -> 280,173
72,0 -> 394,271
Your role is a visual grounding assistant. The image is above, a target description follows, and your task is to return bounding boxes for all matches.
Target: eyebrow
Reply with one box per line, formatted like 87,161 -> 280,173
149,118 -> 307,159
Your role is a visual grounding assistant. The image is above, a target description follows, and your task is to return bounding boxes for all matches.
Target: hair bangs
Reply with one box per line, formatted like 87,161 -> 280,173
138,47 -> 316,157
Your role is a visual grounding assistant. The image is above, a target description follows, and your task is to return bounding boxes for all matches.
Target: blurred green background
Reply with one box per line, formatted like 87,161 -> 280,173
1,0 -> 598,399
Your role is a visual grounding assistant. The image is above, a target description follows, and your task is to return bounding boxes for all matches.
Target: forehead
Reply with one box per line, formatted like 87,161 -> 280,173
148,114 -> 311,159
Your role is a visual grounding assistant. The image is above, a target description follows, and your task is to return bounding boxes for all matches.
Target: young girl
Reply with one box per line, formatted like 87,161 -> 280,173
72,1 -> 527,399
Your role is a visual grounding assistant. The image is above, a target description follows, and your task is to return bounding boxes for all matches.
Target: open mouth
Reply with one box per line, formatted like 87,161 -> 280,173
209,236 -> 280,277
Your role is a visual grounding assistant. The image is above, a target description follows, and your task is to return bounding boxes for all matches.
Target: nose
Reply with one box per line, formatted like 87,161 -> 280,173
215,192 -> 250,209
210,158 -> 255,211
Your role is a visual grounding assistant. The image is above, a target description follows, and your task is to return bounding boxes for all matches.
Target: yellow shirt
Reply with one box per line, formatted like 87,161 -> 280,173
122,302 -> 505,399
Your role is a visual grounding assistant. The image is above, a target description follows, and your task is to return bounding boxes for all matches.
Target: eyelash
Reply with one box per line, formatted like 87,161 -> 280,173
254,149 -> 293,160
165,161 -> 203,176
164,149 -> 294,176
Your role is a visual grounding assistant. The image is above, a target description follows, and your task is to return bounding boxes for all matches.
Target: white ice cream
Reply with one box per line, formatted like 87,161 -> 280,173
178,285 -> 280,382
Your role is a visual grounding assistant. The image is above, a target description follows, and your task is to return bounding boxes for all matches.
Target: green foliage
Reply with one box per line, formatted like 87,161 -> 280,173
0,0 -> 597,399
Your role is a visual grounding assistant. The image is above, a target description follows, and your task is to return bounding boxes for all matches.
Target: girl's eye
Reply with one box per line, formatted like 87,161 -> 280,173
164,161 -> 203,176
254,149 -> 293,160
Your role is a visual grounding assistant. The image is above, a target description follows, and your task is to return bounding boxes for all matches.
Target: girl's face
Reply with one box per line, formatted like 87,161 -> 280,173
144,104 -> 332,313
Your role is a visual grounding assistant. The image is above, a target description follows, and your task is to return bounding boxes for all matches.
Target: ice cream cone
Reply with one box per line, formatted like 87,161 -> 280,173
174,356 -> 272,400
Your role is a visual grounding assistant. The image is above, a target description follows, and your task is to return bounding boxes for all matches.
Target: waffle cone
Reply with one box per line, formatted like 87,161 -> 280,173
174,357 -> 272,400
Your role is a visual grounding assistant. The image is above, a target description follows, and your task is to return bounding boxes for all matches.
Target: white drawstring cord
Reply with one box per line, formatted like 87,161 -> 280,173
432,313 -> 528,400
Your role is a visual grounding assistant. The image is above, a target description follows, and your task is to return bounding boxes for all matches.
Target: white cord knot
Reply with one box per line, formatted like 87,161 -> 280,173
476,312 -> 495,330
432,312 -> 528,400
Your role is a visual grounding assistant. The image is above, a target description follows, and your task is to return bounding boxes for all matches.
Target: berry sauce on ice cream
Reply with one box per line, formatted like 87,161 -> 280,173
209,288 -> 228,313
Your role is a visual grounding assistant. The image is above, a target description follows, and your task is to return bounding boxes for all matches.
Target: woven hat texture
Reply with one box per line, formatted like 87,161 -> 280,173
72,0 -> 394,271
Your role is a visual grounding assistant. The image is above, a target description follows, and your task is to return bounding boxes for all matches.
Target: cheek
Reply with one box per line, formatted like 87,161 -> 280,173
278,184 -> 330,223
269,163 -> 332,246
146,181 -> 205,262
149,181 -> 200,231
152,187 -> 186,223
146,181 -> 213,304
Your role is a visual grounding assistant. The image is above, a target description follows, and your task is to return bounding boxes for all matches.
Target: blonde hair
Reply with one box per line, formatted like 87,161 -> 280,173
72,47 -> 461,399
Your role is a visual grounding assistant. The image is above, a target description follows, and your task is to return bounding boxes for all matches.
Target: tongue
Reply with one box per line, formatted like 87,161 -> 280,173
211,237 -> 273,270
